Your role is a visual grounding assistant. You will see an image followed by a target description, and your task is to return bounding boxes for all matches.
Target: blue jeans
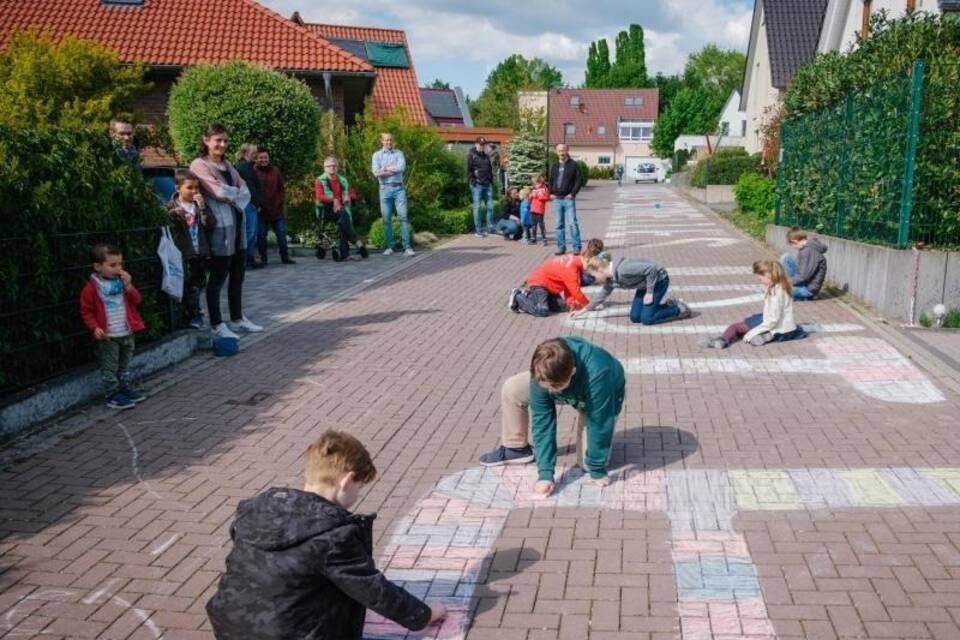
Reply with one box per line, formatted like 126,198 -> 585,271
495,219 -> 521,239
629,276 -> 679,325
243,203 -> 259,258
779,253 -> 815,300
380,185 -> 411,250
257,218 -> 289,262
553,198 -> 581,252
471,183 -> 494,233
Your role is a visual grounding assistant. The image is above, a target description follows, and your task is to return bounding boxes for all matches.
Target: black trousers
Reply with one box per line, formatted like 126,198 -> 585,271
206,253 -> 245,326
515,286 -> 566,317
322,208 -> 360,257
184,256 -> 207,319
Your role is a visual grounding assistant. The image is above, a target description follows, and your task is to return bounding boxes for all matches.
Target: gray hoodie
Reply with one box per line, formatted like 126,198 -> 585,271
795,237 -> 828,294
585,257 -> 668,311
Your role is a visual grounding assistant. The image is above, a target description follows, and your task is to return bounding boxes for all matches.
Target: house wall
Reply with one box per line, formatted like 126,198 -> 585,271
566,142 -> 655,167
824,0 -> 940,52
718,91 -> 747,139
743,8 -> 778,154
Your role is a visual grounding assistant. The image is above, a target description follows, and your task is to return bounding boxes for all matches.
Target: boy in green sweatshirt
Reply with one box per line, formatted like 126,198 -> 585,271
479,336 -> 625,495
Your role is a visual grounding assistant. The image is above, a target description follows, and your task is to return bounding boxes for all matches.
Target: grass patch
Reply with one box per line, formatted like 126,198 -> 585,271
722,207 -> 773,240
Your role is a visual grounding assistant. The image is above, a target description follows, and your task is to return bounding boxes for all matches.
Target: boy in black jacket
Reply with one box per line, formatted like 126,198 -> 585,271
166,170 -> 215,329
206,431 -> 446,639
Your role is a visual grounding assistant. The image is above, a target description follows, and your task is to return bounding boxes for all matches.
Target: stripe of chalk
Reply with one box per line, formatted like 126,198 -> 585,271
730,470 -> 801,511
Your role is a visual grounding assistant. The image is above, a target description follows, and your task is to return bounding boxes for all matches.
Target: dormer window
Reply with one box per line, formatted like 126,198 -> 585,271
624,96 -> 644,106
569,95 -> 580,106
101,0 -> 144,5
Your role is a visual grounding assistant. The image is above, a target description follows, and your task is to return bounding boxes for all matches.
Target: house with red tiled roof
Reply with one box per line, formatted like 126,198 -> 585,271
525,88 -> 659,175
293,14 -> 428,125
0,0 -> 379,128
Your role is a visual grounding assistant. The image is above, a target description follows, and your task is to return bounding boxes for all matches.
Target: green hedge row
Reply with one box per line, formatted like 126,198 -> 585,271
690,148 -> 760,187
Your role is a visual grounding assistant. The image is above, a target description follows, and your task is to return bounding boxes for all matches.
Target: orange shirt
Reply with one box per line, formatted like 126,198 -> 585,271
525,255 -> 589,309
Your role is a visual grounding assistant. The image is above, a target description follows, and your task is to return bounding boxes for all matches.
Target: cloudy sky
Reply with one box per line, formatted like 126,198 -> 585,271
260,0 -> 754,98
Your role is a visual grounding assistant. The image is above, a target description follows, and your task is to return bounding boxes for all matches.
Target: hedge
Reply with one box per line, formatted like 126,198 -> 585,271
0,126 -> 167,395
690,148 -> 760,187
734,172 -> 775,215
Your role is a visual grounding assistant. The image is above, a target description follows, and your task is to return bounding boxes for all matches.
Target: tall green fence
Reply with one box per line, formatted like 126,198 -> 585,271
776,60 -> 960,249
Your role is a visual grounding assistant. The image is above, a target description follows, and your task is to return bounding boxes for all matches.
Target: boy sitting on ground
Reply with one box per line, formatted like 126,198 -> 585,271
206,430 -> 446,639
479,337 -> 625,495
780,226 -> 828,300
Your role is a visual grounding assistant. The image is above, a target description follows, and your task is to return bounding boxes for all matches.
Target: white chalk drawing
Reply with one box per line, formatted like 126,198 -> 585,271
633,237 -> 742,249
117,421 -> 164,500
606,229 -> 718,238
619,337 -> 944,404
583,284 -> 763,295
366,463 -> 960,639
669,266 -> 754,276
150,533 -> 182,556
3,582 -> 162,638
579,294 -> 765,314
566,313 -> 864,336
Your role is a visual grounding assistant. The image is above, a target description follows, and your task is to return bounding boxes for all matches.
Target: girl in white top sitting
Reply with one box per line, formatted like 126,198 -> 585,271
704,259 -> 806,349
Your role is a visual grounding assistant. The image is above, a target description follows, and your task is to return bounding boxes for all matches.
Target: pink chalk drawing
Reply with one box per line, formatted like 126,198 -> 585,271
367,464 -> 960,639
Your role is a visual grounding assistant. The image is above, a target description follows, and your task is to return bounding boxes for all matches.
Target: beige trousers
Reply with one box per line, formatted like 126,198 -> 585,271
501,371 -> 588,467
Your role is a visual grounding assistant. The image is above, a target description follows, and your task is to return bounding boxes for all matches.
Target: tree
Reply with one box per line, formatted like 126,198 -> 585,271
167,61 -> 321,180
682,44 -> 745,95
585,39 -> 613,87
507,112 -> 548,189
471,54 -> 562,128
0,29 -> 148,130
584,24 -> 647,88
650,87 -> 725,157
429,79 -> 451,90
651,72 -> 683,115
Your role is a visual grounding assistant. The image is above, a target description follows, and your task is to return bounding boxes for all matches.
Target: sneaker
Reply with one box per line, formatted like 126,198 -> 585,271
708,337 -> 728,349
106,392 -> 136,410
214,323 -> 240,339
383,248 -> 394,256
230,316 -> 263,333
281,258 -> 297,265
554,248 -> 566,256
120,386 -> 146,403
479,445 -> 534,467
188,315 -> 205,330
676,300 -> 692,320
508,287 -> 522,312
475,232 -> 484,238
750,332 -> 774,347
542,239 -> 549,247
404,248 -> 416,257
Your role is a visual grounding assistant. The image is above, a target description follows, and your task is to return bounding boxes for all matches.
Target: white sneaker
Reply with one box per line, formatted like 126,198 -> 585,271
404,248 -> 416,257
383,248 -> 394,256
230,317 -> 263,333
213,323 -> 239,339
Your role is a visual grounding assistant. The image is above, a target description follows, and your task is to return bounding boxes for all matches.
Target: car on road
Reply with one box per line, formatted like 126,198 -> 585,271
634,162 -> 659,184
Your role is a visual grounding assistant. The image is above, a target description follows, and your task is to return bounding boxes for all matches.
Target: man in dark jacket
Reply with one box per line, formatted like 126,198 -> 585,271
548,144 -> 584,256
207,430 -> 444,639
467,136 -> 495,237
253,149 -> 294,265
780,226 -> 828,300
235,144 -> 263,268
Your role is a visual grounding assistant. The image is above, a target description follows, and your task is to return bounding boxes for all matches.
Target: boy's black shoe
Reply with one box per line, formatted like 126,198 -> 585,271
281,258 -> 297,265
120,386 -> 146,403
358,244 -> 369,259
106,392 -> 136,410
479,445 -> 534,466
554,247 -> 566,255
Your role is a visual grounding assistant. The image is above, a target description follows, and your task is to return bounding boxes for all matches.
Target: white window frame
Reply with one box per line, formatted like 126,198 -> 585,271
720,122 -> 730,136
569,95 -> 580,106
618,121 -> 654,141
564,123 -> 576,136
597,156 -> 612,166
624,96 -> 644,107
597,125 -> 606,136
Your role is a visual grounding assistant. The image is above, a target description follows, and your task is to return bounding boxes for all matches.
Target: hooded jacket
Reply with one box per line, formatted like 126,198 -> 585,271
206,488 -> 431,640
584,257 -> 668,311
795,237 -> 828,294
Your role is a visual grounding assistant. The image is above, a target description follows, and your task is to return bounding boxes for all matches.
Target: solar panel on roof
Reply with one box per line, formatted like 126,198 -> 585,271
327,38 -> 369,61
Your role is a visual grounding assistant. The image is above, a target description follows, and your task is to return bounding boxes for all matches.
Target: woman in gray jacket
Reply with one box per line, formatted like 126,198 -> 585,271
576,255 -> 691,325
189,123 -> 262,339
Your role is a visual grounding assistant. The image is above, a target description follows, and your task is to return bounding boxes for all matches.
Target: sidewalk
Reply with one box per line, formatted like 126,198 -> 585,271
3,182 -> 960,640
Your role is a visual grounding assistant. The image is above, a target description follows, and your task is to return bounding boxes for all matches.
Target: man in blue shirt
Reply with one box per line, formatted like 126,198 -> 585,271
371,133 -> 414,256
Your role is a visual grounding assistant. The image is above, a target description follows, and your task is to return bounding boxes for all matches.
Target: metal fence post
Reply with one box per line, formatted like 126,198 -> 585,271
836,94 -> 854,237
898,60 -> 924,249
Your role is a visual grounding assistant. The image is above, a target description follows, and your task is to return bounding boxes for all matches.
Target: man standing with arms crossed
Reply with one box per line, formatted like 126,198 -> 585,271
549,144 -> 583,256
372,132 -> 414,256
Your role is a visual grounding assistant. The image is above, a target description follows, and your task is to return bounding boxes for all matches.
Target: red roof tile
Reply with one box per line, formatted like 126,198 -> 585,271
548,88 -> 659,146
0,0 -> 373,73
303,22 -> 427,125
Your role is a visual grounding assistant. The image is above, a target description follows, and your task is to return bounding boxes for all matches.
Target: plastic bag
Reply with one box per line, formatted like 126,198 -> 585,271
158,226 -> 184,300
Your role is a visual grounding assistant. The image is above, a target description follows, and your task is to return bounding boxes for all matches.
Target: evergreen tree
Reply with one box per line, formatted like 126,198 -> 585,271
507,113 -> 547,189
586,42 -> 599,87
585,24 -> 647,88
596,39 -> 612,85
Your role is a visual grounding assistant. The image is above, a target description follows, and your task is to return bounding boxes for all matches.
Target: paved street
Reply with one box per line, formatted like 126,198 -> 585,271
3,181 -> 960,639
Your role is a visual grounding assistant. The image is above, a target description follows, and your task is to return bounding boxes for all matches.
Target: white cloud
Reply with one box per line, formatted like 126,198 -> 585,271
259,0 -> 753,94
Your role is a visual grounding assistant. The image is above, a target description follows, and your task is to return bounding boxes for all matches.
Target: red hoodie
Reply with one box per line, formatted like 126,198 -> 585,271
525,254 -> 589,309
79,277 -> 146,336
530,184 -> 550,215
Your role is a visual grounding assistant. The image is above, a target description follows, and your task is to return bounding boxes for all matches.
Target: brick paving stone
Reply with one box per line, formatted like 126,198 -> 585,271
3,182 -> 960,639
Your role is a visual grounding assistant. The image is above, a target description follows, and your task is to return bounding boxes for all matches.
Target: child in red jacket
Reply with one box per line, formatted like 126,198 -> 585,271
530,175 -> 550,246
508,253 -> 589,316
79,243 -> 147,410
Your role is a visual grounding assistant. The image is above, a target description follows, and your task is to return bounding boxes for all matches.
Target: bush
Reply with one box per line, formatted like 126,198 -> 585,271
673,149 -> 691,173
168,61 -> 321,179
588,166 -> 615,180
0,125 -> 167,395
690,148 -> 759,187
0,30 -> 148,130
946,308 -> 960,329
734,172 -> 775,214
576,160 -> 590,187
367,218 -> 416,249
